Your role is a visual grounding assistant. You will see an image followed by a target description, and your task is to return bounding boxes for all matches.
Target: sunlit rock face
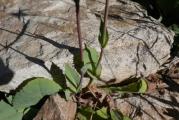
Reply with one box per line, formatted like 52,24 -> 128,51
0,0 -> 174,92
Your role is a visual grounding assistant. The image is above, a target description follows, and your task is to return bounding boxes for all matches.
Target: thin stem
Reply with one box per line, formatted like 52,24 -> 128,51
97,47 -> 104,67
75,0 -> 83,89
97,0 -> 109,67
75,0 -> 83,62
103,0 -> 109,35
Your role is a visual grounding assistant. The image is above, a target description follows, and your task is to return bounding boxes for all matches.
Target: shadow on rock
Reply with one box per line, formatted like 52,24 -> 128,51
163,108 -> 179,120
0,58 -> 14,85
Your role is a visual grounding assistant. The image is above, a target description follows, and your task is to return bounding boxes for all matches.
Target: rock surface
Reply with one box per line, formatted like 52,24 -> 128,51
34,94 -> 77,120
116,91 -> 179,120
0,0 -> 174,92
116,60 -> 179,120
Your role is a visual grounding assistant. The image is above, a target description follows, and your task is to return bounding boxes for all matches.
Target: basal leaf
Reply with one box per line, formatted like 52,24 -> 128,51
96,107 -> 109,119
83,45 -> 101,77
110,109 -> 131,120
65,64 -> 80,93
13,77 -> 62,110
83,45 -> 99,67
7,95 -> 13,105
76,107 -> 93,120
110,109 -> 123,120
0,101 -> 23,120
138,79 -> 148,93
64,89 -> 73,100
77,107 -> 107,120
109,79 -> 148,93
123,116 -> 131,120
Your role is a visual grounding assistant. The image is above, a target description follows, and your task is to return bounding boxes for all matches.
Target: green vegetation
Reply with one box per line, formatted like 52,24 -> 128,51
5,0 -> 179,119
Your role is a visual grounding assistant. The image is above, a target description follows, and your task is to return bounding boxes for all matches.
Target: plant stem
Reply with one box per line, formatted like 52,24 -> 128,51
75,0 -> 83,62
97,47 -> 104,67
75,0 -> 83,89
97,0 -> 109,67
103,0 -> 109,34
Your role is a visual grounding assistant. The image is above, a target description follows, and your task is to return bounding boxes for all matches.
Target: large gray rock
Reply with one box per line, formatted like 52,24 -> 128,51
0,0 -> 174,92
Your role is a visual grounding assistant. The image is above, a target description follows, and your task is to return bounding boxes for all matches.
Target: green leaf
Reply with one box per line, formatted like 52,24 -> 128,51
98,18 -> 109,48
95,64 -> 102,78
77,107 -> 108,120
109,79 -> 148,93
110,109 -> 131,120
6,95 -> 13,105
65,64 -> 80,93
96,107 -> 109,119
76,107 -> 94,120
80,64 -> 89,76
83,45 -> 101,78
110,109 -> 123,120
123,116 -> 131,120
0,101 -> 23,120
83,45 -> 99,68
13,77 -> 62,110
138,79 -> 148,93
64,89 -> 73,100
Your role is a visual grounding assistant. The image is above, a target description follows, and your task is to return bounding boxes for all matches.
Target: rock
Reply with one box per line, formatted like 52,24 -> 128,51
115,60 -> 179,120
115,90 -> 179,120
0,0 -> 174,92
34,94 -> 77,120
